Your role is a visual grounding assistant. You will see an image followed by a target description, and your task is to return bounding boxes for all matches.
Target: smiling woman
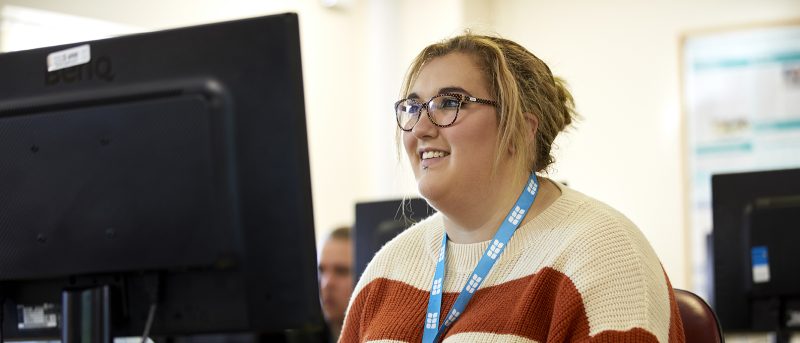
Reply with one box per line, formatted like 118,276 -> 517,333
402,53 -> 506,231
340,34 -> 686,343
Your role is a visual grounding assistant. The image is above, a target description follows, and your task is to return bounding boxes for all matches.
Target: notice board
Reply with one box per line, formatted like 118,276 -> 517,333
682,20 -> 800,301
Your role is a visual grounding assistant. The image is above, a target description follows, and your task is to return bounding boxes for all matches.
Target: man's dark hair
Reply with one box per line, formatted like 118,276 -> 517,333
328,226 -> 351,241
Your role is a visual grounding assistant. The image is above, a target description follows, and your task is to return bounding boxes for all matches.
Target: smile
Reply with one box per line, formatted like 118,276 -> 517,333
421,151 -> 450,160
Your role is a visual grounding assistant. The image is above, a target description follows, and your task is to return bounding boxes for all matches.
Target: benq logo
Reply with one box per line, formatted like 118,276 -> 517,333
45,56 -> 115,86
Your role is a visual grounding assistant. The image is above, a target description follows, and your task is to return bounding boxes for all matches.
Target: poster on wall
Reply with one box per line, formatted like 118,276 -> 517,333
682,21 -> 800,302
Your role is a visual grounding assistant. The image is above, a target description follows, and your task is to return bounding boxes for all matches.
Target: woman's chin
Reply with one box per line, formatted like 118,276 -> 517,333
416,181 -> 435,199
416,179 -> 446,207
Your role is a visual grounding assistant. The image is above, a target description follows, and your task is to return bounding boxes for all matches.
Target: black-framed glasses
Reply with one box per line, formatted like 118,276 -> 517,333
394,93 -> 498,131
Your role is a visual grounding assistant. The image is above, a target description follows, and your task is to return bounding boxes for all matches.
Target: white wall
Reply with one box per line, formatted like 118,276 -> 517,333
2,0 -> 798,290
490,0 -> 800,289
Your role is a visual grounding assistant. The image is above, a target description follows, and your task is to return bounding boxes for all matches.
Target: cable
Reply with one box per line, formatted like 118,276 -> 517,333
0,298 -> 4,343
140,273 -> 160,343
140,303 -> 156,343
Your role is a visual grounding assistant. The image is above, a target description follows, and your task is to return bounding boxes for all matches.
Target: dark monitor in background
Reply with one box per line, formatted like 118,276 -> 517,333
0,13 -> 322,341
712,168 -> 800,340
354,198 -> 435,281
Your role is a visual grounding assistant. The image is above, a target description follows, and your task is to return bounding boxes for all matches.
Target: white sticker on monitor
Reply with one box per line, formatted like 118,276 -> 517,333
16,303 -> 59,330
751,246 -> 771,283
787,310 -> 800,327
753,264 -> 771,283
47,44 -> 91,72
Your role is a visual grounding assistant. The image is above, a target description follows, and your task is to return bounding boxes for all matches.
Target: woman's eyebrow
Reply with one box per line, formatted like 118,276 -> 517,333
438,87 -> 472,96
406,87 -> 472,100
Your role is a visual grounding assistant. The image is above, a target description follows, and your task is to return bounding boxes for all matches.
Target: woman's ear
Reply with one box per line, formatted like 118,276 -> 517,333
526,112 -> 539,145
509,113 -> 539,155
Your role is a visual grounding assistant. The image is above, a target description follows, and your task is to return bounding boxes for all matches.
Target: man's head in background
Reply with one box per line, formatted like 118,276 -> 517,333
318,226 -> 354,337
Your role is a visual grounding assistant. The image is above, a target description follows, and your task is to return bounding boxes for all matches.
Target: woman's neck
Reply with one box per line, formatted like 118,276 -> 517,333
440,173 -> 560,244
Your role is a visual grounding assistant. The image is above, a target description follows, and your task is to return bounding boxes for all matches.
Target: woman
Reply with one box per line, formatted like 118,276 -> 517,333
341,34 -> 685,342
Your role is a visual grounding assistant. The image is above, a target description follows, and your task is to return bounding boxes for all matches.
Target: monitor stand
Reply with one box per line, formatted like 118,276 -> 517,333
62,285 -> 111,343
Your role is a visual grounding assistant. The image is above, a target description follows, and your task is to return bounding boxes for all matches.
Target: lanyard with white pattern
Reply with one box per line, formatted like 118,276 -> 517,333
422,172 -> 539,343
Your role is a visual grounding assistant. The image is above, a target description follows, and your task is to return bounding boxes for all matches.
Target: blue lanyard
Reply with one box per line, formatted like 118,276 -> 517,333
422,172 -> 539,343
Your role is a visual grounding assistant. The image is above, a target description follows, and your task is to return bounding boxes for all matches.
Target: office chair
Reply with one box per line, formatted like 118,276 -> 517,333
674,289 -> 724,343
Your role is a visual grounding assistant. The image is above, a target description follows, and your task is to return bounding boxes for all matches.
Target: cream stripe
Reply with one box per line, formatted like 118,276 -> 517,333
353,186 -> 583,294
443,332 -> 540,343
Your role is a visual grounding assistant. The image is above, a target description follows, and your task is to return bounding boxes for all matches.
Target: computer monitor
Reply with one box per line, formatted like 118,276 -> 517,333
0,13 -> 322,341
712,168 -> 800,339
354,198 -> 435,281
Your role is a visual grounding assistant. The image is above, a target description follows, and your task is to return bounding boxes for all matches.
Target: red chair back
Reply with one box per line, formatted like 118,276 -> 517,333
675,289 -> 724,343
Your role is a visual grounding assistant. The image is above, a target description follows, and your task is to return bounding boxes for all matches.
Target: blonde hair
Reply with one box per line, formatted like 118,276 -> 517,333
399,34 -> 578,173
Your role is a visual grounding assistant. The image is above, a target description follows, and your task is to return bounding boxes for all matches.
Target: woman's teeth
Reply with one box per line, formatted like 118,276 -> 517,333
422,151 -> 449,160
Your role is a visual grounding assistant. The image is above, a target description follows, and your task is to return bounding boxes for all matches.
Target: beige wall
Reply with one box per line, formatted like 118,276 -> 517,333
2,0 -> 798,290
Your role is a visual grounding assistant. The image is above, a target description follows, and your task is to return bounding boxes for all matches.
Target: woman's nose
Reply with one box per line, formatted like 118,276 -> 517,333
411,109 -> 437,138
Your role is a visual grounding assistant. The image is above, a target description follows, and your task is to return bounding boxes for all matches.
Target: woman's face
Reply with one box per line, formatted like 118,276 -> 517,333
403,52 -> 502,207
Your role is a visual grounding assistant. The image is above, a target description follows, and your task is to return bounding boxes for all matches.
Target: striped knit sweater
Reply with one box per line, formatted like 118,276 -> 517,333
340,183 -> 685,342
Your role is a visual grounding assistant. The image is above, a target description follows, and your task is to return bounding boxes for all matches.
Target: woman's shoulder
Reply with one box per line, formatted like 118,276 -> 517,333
526,183 -> 667,295
546,184 -> 653,250
558,185 -> 637,227
542,185 -> 655,264
527,184 -> 676,341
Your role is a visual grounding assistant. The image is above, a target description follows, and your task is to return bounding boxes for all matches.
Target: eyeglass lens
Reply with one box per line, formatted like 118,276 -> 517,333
396,95 -> 461,130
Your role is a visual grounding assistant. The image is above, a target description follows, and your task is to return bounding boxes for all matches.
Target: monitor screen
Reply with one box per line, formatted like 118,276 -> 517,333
711,168 -> 800,335
0,13 -> 322,340
354,198 -> 435,281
